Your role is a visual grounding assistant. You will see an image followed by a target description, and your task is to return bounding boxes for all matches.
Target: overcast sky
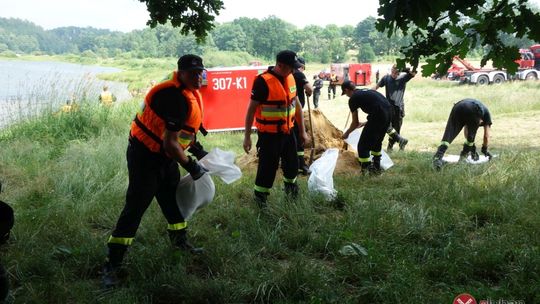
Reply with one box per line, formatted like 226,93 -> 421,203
1,0 -> 379,32
1,0 -> 539,32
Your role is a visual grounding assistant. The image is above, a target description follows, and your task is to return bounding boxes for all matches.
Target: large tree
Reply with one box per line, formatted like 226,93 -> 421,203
139,0 -> 224,42
376,0 -> 540,76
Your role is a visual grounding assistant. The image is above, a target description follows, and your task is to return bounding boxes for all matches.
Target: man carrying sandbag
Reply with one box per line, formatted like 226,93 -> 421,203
341,81 -> 392,174
102,54 -> 210,288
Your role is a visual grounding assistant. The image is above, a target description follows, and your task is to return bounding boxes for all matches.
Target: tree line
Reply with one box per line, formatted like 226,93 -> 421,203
0,15 -> 537,66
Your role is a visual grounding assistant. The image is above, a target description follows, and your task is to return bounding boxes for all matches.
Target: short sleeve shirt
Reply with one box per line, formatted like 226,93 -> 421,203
149,86 -> 188,132
377,73 -> 414,107
348,89 -> 391,116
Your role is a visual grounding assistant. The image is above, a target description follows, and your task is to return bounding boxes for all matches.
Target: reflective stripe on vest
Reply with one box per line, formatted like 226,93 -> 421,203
100,92 -> 113,105
130,71 -> 203,153
254,72 -> 297,133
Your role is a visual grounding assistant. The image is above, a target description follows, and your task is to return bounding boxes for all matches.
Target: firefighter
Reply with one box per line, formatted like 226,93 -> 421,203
292,57 -> 313,175
243,50 -> 310,207
374,65 -> 416,151
102,54 -> 210,288
98,85 -> 116,106
312,75 -> 323,108
433,98 -> 493,170
328,71 -> 338,100
341,81 -> 392,174
0,182 -> 14,302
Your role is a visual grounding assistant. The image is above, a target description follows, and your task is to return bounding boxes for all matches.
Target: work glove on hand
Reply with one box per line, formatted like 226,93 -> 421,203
188,141 -> 208,160
182,156 -> 207,180
481,145 -> 493,160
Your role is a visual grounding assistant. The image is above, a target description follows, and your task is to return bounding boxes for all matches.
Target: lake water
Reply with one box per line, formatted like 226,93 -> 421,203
0,60 -> 131,127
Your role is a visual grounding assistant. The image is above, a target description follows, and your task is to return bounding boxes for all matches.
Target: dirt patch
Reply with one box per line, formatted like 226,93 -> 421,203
237,109 -> 359,173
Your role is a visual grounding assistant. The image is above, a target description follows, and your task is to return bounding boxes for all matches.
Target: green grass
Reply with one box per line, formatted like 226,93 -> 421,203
1,74 -> 540,303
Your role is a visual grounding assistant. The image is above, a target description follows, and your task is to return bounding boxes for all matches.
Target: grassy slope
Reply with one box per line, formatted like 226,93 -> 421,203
1,74 -> 540,303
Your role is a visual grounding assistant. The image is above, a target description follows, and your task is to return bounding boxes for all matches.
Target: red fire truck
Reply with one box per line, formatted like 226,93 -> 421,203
320,63 -> 372,86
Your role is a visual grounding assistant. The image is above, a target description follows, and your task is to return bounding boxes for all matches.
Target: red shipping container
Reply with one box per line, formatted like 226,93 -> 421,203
199,66 -> 266,131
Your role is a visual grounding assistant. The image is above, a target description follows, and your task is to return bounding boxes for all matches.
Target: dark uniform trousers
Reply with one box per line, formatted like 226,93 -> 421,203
442,100 -> 482,144
388,104 -> 403,134
358,112 -> 392,160
255,132 -> 298,190
111,137 -> 185,240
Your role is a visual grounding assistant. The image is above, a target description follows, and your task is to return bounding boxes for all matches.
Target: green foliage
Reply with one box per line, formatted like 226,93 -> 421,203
141,0 -> 224,42
358,43 -> 376,62
252,16 -> 295,59
376,0 -> 540,76
211,23 -> 247,52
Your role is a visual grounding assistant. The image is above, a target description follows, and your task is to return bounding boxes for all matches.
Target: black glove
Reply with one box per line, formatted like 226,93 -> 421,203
481,145 -> 493,160
182,156 -> 207,180
188,141 -> 208,160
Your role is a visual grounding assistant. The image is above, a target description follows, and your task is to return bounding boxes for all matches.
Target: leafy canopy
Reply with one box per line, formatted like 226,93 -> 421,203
376,0 -> 540,76
139,0 -> 224,43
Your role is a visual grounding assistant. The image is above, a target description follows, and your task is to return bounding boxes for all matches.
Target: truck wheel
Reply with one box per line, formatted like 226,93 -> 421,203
477,75 -> 489,85
525,72 -> 538,80
493,74 -> 505,84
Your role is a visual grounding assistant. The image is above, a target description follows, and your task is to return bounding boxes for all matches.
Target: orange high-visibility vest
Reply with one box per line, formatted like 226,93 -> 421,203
130,71 -> 203,153
254,72 -> 297,134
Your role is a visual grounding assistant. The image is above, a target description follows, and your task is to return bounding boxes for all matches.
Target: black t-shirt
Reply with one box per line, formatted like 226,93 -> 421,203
348,89 -> 391,116
150,86 -> 189,132
461,98 -> 492,126
293,69 -> 308,106
250,67 -> 287,102
377,73 -> 414,107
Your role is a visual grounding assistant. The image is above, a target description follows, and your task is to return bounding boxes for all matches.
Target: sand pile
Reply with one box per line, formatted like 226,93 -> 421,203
237,109 -> 359,173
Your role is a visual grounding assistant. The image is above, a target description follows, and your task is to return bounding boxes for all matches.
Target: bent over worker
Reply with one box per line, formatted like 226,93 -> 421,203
341,81 -> 392,174
102,54 -> 210,288
433,98 -> 493,169
243,50 -> 310,207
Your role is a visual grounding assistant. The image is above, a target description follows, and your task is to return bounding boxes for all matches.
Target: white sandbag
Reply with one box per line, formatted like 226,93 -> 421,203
199,148 -> 242,184
442,154 -> 496,164
343,129 -> 394,170
308,148 -> 339,200
176,172 -> 215,220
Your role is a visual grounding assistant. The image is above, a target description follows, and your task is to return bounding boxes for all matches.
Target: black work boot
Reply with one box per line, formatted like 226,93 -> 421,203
254,190 -> 269,209
168,229 -> 204,254
359,161 -> 372,175
387,138 -> 395,151
102,243 -> 127,289
389,132 -> 408,151
284,182 -> 299,199
369,156 -> 382,174
432,145 -> 448,170
298,156 -> 311,176
459,144 -> 471,161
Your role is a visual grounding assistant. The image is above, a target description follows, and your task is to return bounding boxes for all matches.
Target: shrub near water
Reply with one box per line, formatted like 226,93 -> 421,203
0,81 -> 540,303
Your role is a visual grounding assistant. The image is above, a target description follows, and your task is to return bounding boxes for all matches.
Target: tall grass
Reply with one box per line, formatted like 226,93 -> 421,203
1,75 -> 540,303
